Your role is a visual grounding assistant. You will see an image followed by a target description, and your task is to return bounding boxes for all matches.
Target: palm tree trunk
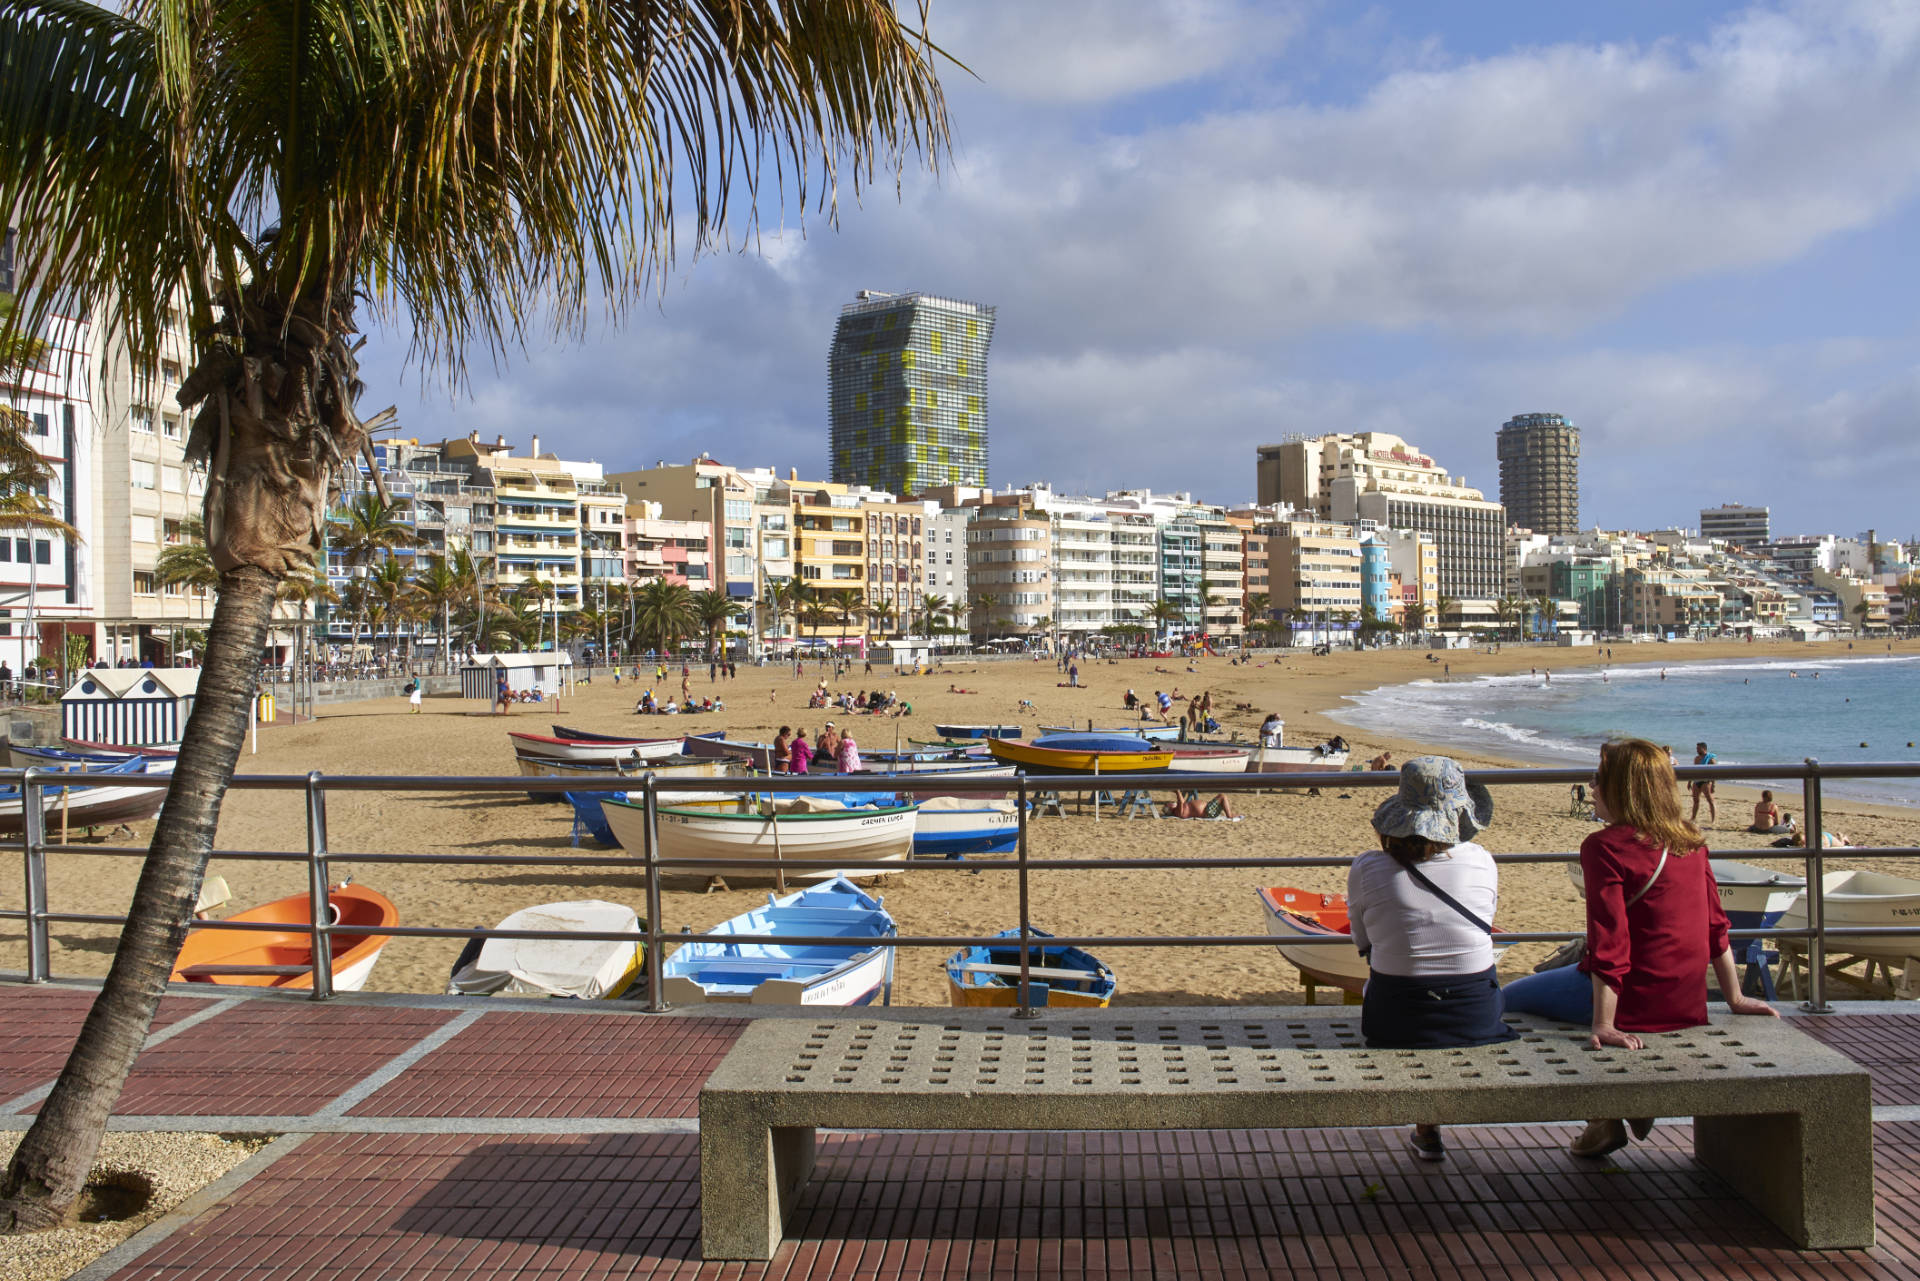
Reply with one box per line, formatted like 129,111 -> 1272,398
0,565 -> 276,1230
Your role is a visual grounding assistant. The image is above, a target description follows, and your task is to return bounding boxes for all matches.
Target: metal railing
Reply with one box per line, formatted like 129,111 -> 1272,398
5,760 -> 1919,1016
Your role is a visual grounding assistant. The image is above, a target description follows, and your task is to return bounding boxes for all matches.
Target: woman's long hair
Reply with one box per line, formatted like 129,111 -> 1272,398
1596,737 -> 1704,854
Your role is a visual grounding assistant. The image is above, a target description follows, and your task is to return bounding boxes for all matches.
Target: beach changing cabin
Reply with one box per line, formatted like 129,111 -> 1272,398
61,668 -> 200,747
460,652 -> 574,703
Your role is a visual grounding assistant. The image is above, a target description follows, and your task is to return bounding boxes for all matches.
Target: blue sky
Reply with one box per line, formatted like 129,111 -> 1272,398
357,0 -> 1920,539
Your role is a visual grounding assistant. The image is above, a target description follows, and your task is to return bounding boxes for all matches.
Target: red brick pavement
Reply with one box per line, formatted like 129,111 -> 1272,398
1801,1015 -> 1920,1106
350,1011 -> 744,1119
0,986 -> 207,1100
28,1001 -> 455,1116
106,1124 -> 1920,1280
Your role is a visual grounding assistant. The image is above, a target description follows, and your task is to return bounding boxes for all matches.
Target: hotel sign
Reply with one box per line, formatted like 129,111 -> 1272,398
1370,449 -> 1432,467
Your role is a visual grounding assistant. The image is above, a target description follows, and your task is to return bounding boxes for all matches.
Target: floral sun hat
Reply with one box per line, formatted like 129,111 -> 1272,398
1371,755 -> 1493,845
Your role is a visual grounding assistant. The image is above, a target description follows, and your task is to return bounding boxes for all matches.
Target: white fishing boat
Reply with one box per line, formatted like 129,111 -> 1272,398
446,900 -> 644,999
1247,741 -> 1350,774
661,877 -> 897,1006
1776,870 -> 1920,965
506,731 -> 686,764
0,756 -> 167,833
600,794 -> 919,880
1169,746 -> 1254,773
1566,858 -> 1806,931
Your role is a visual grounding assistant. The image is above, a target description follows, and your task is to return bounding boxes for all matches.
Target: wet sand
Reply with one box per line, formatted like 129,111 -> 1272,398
2,637 -> 1913,1006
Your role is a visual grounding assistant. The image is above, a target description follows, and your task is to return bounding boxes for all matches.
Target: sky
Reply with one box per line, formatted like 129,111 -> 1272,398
356,0 -> 1920,540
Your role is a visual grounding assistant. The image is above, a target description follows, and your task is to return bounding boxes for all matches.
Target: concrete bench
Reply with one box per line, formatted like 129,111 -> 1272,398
698,1007 -> 1873,1259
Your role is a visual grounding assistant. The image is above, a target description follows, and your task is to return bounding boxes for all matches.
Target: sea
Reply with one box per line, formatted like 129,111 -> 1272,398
1328,652 -> 1920,808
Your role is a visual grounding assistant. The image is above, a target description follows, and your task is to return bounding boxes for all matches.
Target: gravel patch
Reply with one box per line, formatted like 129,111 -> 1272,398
0,1131 -> 267,1281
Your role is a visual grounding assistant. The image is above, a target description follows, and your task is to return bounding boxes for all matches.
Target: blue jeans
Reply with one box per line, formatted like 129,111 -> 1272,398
1500,964 -> 1593,1024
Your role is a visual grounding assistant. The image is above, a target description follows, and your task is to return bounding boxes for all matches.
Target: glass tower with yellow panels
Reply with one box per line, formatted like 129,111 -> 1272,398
829,291 -> 995,495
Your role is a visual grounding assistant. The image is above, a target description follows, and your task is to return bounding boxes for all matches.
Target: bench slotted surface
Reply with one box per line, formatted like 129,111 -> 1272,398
699,1008 -> 1874,1260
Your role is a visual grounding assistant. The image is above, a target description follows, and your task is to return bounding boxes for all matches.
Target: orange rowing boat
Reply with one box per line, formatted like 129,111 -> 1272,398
170,883 -> 398,990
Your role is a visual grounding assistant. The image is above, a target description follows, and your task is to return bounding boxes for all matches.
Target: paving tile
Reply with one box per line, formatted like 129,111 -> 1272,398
24,1000 -> 455,1116
1801,1015 -> 1920,1106
350,1011 -> 744,1119
0,985 -> 206,1100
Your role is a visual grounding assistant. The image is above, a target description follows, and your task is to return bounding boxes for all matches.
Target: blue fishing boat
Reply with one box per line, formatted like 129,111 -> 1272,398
10,743 -> 176,775
911,798 -> 1019,858
946,927 -> 1116,1007
660,876 -> 897,1005
1041,723 -> 1181,742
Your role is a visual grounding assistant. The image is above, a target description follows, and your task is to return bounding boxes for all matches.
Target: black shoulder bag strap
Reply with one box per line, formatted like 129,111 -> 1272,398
1403,863 -> 1494,935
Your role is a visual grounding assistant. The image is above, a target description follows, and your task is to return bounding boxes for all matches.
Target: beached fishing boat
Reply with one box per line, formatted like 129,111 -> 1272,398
507,730 -> 686,764
912,797 -> 1020,857
1568,858 -> 1806,932
907,738 -> 992,754
1169,745 -> 1254,773
1040,723 -> 1181,742
515,751 -> 742,802
601,794 -> 918,879
171,883 -> 397,991
446,900 -> 644,999
10,743 -> 177,775
933,723 -> 1021,740
0,756 -> 167,833
680,732 -> 778,771
661,876 -> 897,1006
987,734 -> 1174,775
62,736 -> 178,757
1776,870 -> 1920,964
1256,886 -> 1369,994
945,928 -> 1116,1007
1246,741 -> 1351,774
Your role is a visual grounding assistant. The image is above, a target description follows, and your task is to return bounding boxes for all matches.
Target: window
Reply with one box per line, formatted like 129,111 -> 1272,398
131,460 -> 155,490
131,407 -> 154,433
133,571 -> 156,595
162,465 -> 182,492
29,412 -> 48,437
164,519 -> 183,544
131,516 -> 157,543
0,541 -> 10,562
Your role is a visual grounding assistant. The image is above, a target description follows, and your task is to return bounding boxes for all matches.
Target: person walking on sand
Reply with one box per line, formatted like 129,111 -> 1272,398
494,672 -> 511,716
407,677 -> 422,714
1500,738 -> 1777,1158
1689,742 -> 1717,823
1347,756 -> 1514,1160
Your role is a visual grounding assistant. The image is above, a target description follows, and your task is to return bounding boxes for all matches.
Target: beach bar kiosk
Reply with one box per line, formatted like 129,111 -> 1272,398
61,668 -> 200,747
460,651 -> 574,704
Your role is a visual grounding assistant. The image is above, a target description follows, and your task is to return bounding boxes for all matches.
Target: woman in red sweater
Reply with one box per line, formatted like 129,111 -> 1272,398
1502,737 -> 1777,1158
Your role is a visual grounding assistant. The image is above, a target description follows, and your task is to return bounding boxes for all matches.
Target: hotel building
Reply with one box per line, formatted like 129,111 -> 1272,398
1495,412 -> 1580,536
1700,504 -> 1770,550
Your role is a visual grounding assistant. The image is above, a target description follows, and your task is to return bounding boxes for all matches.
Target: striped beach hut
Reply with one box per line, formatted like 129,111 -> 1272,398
459,652 -> 574,703
61,668 -> 200,747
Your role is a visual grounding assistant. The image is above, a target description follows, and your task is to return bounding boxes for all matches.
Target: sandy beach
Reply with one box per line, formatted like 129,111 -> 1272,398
1,637 -> 1913,1007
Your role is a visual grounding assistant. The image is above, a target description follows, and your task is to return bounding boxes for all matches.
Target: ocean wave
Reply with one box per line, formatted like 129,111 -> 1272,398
1457,718 -> 1590,758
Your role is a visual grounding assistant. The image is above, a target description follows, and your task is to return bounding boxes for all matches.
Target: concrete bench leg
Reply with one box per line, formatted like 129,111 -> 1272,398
1694,1098 -> 1875,1249
700,1097 -> 816,1260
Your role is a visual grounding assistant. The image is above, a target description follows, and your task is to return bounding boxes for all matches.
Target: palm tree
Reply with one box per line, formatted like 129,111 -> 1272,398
366,559 -> 414,665
408,555 -> 465,674
633,579 -> 696,658
0,0 -> 951,1227
692,589 -> 744,662
330,493 -> 416,571
762,579 -> 800,652
152,522 -> 219,601
969,592 -> 998,641
1147,599 -> 1184,641
1243,591 -> 1270,643
867,600 -> 897,642
831,592 -> 867,653
1434,595 -> 1461,633
1404,599 -> 1430,639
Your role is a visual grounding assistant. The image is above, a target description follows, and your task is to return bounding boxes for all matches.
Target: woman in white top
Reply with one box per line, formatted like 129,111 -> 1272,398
1347,756 -> 1515,1162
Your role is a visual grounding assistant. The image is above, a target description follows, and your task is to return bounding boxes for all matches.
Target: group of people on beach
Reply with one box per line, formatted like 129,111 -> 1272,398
1348,741 -> 1777,1162
770,724 -> 861,774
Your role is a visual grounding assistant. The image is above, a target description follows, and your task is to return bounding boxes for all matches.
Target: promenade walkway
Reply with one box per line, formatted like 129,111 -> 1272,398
7,982 -> 1920,1279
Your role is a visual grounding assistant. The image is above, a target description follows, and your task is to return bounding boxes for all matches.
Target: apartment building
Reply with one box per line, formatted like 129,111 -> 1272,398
0,311 -> 93,669
1374,528 -> 1439,626
1260,516 -> 1363,639
1624,565 -> 1724,633
1809,567 -> 1891,631
606,457 -> 773,604
1496,412 -> 1580,536
1700,504 -> 1769,550
923,506 -> 970,619
1194,509 -> 1246,640
963,497 -> 1052,639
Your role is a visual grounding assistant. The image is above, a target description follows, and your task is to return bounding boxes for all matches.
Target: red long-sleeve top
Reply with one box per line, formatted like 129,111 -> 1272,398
1577,825 -> 1730,1033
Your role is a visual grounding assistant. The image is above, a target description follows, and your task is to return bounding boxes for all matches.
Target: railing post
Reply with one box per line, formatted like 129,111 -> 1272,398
642,774 -> 669,1012
22,769 -> 48,983
305,771 -> 335,1001
1801,758 -> 1829,1013
1014,775 -> 1036,1019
